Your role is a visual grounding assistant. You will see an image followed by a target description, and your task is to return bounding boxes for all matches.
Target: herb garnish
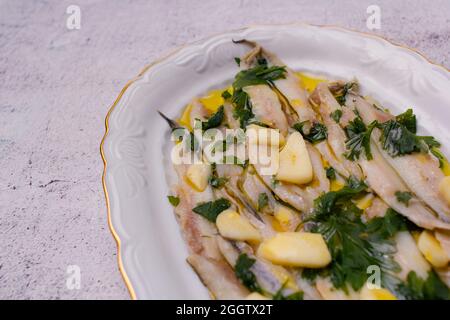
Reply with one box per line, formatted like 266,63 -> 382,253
331,109 -> 343,123
272,282 -> 304,300
231,63 -> 286,128
396,271 -> 449,300
344,117 -> 378,161
258,193 -> 269,211
232,91 -> 254,128
201,106 -> 224,131
221,90 -> 232,100
325,167 -> 336,180
192,198 -> 231,222
395,191 -> 413,207
309,178 -> 401,292
396,109 -> 417,133
365,208 -> 414,240
234,253 -> 262,293
292,121 -> 328,144
234,57 -> 241,66
430,147 -> 447,169
209,163 -> 228,189
378,109 -> 440,157
333,82 -> 356,106
167,195 -> 180,207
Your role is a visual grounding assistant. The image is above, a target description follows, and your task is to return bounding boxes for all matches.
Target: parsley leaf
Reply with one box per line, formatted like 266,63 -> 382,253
395,191 -> 413,206
209,163 -> 228,189
272,283 -> 304,300
396,271 -> 449,300
234,253 -> 262,293
310,178 -> 401,292
231,63 -> 286,129
192,198 -> 231,222
365,208 -> 413,241
301,268 -> 322,283
234,57 -> 241,66
233,65 -> 286,91
325,167 -> 336,180
167,195 -> 180,207
311,177 -> 367,220
333,82 -> 356,106
292,121 -> 328,144
331,109 -> 343,123
430,147 -> 447,168
232,90 -> 254,128
202,106 -> 224,131
221,90 -> 232,100
344,117 -> 378,161
396,109 -> 417,133
378,117 -> 440,157
258,193 -> 269,211
378,120 -> 424,156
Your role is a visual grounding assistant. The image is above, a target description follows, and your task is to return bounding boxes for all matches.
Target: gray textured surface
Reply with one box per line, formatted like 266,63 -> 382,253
0,0 -> 448,299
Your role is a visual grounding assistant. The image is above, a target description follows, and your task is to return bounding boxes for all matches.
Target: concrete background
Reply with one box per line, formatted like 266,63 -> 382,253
0,0 -> 449,299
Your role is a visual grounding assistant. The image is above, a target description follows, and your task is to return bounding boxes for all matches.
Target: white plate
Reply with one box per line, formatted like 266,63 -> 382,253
101,24 -> 450,300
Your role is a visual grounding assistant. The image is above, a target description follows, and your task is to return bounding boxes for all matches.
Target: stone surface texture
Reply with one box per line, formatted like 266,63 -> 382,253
0,0 -> 449,299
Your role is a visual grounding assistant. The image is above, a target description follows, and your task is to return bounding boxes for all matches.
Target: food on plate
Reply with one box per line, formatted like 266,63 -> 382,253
161,41 -> 450,300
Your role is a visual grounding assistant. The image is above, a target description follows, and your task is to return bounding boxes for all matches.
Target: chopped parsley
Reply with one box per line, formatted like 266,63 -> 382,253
325,167 -> 336,180
231,63 -> 286,128
272,282 -> 304,300
258,193 -> 269,211
209,176 -> 228,189
301,268 -> 322,282
395,191 -> 413,207
333,82 -> 356,106
232,90 -> 254,128
201,106 -> 224,131
309,178 -> 402,292
396,108 -> 417,133
234,253 -> 262,293
344,117 -> 378,161
167,195 -> 180,207
378,110 -> 440,157
221,90 -> 232,100
365,208 -> 415,241
331,109 -> 343,123
233,65 -> 286,90
234,57 -> 241,66
192,198 -> 231,222
396,271 -> 449,300
292,121 -> 328,144
270,176 -> 279,188
431,147 -> 447,169
209,163 -> 228,189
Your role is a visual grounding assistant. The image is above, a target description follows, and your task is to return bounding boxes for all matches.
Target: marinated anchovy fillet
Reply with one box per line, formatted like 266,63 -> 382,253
162,42 -> 450,300
349,94 -> 450,223
309,83 -> 364,179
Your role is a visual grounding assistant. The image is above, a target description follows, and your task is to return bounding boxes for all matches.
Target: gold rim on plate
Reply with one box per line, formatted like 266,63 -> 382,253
99,23 -> 449,300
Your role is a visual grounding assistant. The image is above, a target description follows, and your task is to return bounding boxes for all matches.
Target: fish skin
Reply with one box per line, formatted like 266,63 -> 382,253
309,85 -> 450,230
393,231 -> 431,281
214,163 -> 277,238
217,237 -> 300,296
239,40 -> 317,123
349,94 -> 450,223
173,156 -> 250,298
309,83 -> 364,180
174,164 -> 222,259
359,145 -> 450,230
187,254 -> 250,299
243,85 -> 289,136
